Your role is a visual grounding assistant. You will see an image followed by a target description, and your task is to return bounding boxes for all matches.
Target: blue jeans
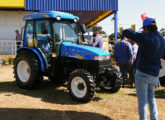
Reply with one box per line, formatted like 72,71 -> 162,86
135,70 -> 159,120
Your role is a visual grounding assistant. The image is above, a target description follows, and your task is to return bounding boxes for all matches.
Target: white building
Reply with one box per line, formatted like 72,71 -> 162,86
0,0 -> 29,54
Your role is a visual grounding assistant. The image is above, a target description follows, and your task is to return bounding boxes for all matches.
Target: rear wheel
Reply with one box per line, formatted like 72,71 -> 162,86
68,69 -> 95,102
14,51 -> 43,89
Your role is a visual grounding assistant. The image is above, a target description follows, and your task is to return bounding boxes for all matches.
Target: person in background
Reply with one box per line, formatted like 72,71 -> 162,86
114,35 -> 133,88
81,30 -> 103,49
108,41 -> 113,52
130,41 -> 139,87
162,32 -> 165,39
122,18 -> 165,120
41,41 -> 51,54
15,30 -> 22,49
132,41 -> 138,61
91,31 -> 103,49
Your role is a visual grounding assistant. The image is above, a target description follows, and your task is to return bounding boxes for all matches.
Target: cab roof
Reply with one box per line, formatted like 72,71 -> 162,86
23,11 -> 79,21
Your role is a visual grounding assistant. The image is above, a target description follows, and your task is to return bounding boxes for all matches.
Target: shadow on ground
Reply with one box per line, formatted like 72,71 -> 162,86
127,88 -> 165,99
0,80 -> 102,105
155,89 -> 165,99
0,108 -> 112,120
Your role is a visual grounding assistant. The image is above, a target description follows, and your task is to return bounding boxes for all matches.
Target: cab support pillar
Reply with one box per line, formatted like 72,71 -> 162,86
114,11 -> 118,44
88,28 -> 90,42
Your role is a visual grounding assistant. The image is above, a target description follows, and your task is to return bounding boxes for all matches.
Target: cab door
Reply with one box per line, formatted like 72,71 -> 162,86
35,20 -> 52,54
34,20 -> 54,68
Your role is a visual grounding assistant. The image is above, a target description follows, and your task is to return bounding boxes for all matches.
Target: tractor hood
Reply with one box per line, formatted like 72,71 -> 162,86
61,42 -> 110,60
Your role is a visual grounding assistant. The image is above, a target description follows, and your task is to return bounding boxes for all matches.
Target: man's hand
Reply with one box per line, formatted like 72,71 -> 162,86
133,53 -> 136,59
80,42 -> 86,45
130,60 -> 133,65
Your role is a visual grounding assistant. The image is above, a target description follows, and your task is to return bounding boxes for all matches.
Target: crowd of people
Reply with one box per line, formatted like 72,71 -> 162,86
114,35 -> 138,88
84,29 -> 139,88
87,17 -> 165,120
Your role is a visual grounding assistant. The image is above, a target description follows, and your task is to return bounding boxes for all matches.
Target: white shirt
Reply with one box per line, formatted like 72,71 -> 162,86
132,44 -> 138,60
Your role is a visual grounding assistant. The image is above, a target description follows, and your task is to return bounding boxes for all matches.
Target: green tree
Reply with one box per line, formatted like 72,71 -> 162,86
91,25 -> 106,34
160,28 -> 165,32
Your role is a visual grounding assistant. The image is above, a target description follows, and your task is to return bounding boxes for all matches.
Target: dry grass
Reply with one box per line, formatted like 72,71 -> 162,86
0,55 -> 15,65
0,66 -> 165,120
0,55 -> 15,60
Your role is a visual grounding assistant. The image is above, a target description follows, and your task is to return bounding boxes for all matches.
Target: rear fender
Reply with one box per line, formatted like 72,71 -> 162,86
17,47 -> 45,72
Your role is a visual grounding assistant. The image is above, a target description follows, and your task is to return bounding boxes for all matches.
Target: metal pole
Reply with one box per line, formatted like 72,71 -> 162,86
114,11 -> 118,44
88,28 -> 90,42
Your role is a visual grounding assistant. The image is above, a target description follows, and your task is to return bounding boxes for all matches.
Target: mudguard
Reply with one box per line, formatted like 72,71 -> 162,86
105,66 -> 122,79
17,47 -> 45,72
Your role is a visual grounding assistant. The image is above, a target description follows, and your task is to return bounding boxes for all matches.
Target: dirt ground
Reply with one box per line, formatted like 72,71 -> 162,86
0,66 -> 165,120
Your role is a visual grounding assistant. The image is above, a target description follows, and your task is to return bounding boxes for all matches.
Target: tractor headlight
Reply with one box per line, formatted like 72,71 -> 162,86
94,56 -> 110,61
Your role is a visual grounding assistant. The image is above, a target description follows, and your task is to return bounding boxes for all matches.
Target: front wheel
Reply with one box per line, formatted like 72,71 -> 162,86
99,71 -> 121,93
68,69 -> 95,102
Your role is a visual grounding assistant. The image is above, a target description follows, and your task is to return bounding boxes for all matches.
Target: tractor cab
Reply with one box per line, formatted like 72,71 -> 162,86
23,11 -> 81,57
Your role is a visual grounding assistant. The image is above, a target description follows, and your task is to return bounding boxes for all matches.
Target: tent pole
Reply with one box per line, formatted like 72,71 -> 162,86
114,11 -> 118,44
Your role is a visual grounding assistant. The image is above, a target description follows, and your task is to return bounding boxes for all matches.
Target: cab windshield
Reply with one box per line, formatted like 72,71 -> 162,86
53,21 -> 79,43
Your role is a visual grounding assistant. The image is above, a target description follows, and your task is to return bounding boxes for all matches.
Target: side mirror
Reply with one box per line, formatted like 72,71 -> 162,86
76,23 -> 86,34
80,24 -> 87,34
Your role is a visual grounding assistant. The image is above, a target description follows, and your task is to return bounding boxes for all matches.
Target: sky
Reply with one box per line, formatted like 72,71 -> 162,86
98,0 -> 165,35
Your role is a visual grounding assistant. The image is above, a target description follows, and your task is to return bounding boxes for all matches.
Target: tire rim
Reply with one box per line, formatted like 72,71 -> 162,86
17,60 -> 30,83
100,76 -> 112,90
71,77 -> 87,98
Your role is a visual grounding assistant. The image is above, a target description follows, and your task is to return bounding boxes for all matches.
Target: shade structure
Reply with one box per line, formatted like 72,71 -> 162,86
25,0 -> 118,11
25,0 -> 118,28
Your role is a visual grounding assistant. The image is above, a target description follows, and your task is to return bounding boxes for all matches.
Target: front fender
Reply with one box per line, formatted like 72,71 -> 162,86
104,66 -> 122,79
17,47 -> 45,72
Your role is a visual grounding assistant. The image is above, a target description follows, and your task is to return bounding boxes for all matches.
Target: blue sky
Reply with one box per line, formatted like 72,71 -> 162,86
98,0 -> 165,35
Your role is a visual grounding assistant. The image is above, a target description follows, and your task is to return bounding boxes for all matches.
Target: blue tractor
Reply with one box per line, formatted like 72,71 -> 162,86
14,11 -> 121,102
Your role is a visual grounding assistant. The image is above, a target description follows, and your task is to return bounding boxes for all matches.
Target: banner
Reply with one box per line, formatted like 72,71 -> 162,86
0,0 -> 24,8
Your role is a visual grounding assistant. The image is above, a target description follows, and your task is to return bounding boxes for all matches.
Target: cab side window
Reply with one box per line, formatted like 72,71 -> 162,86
35,20 -> 52,53
24,20 -> 33,47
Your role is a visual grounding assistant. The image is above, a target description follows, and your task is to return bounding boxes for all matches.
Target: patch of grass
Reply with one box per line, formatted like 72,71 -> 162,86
2,58 -> 6,65
0,55 -> 15,65
8,57 -> 14,65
